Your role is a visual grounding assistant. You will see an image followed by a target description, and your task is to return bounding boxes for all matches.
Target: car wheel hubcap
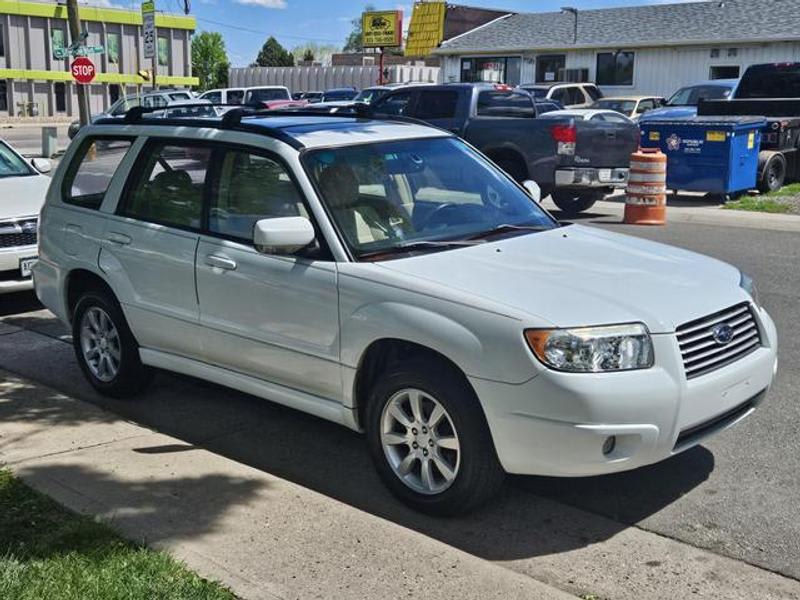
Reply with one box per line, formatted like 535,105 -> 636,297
380,388 -> 461,495
80,307 -> 121,383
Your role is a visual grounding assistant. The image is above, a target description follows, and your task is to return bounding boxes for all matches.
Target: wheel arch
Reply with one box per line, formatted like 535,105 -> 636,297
65,268 -> 117,323
483,145 -> 529,181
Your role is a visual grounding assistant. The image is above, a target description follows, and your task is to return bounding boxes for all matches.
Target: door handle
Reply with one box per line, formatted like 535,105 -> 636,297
106,232 -> 132,245
205,254 -> 237,271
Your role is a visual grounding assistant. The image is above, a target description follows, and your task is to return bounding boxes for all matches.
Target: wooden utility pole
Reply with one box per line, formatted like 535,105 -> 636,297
66,0 -> 90,126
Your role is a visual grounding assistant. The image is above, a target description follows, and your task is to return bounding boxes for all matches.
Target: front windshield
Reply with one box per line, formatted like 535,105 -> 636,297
0,142 -> 34,178
164,105 -> 217,118
246,88 -> 290,103
323,90 -> 357,101
304,137 -> 556,260
110,96 -> 141,116
354,88 -> 385,103
667,85 -> 731,106
594,100 -> 636,114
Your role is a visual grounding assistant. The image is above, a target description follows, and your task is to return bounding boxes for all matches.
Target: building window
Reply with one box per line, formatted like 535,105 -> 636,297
54,82 -> 66,112
460,57 -> 521,86
0,81 -> 7,112
157,37 -> 169,67
596,51 -> 635,86
710,48 -> 720,58
107,32 -> 120,64
51,29 -> 65,60
710,65 -> 740,80
727,47 -> 738,58
536,55 -> 565,83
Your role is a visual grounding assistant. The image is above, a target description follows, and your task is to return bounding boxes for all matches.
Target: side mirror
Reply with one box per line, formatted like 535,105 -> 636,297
254,216 -> 315,255
31,158 -> 51,174
522,179 -> 541,203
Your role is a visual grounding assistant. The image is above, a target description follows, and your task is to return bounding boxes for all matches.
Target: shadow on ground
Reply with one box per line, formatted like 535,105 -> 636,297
0,297 -> 714,563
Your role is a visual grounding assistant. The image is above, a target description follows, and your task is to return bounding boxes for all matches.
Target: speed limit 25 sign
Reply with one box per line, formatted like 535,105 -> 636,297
71,57 -> 96,85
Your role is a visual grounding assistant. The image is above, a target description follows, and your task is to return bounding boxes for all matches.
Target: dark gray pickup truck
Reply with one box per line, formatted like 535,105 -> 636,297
370,83 -> 640,214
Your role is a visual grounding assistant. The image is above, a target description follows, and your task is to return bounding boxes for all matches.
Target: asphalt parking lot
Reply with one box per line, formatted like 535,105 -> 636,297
1,211 -> 799,596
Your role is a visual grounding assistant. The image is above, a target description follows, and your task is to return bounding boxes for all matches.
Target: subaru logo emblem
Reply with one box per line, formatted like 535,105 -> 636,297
711,323 -> 734,345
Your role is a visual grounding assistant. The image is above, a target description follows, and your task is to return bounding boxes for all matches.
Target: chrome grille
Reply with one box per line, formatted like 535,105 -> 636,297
0,218 -> 38,249
677,303 -> 761,379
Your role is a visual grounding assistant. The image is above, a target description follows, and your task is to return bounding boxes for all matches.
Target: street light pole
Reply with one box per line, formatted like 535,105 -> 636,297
66,0 -> 90,126
561,6 -> 578,45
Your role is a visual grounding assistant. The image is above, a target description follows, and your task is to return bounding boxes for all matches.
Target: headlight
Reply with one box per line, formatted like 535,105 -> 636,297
740,271 -> 759,306
525,324 -> 654,373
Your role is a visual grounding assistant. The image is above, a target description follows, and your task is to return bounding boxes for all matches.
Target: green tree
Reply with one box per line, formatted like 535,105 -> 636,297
302,48 -> 315,63
253,36 -> 294,67
191,31 -> 229,91
343,3 -> 375,52
290,42 -> 340,66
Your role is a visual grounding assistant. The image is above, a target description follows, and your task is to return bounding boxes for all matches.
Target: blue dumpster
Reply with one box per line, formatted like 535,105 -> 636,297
639,116 -> 766,196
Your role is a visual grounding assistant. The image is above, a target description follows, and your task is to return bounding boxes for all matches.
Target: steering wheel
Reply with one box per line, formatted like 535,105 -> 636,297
420,203 -> 486,230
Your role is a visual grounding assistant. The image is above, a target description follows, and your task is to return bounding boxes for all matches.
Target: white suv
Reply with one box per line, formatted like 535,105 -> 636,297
34,108 -> 777,514
519,82 -> 602,108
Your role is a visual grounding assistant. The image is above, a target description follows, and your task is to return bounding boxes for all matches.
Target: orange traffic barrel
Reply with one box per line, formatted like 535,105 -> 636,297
624,148 -> 667,225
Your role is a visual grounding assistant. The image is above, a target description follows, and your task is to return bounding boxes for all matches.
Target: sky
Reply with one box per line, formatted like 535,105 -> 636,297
135,0 -> 693,67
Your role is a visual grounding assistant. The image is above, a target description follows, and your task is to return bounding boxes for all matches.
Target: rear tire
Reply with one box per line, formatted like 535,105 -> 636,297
72,289 -> 152,399
493,156 -> 527,182
758,153 -> 787,194
365,358 -> 505,516
551,189 -> 604,215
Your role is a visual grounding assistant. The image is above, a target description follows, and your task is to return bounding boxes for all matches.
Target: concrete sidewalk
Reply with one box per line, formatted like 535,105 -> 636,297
2,364 -> 799,600
542,195 -> 800,233
0,369 -> 574,600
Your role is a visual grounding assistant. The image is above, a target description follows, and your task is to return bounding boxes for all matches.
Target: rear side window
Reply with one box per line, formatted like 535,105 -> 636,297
414,91 -> 458,119
63,137 -> 134,210
202,91 -> 221,104
374,92 -> 412,115
119,141 -> 211,230
584,85 -> 602,100
227,89 -> 244,104
477,91 -> 534,117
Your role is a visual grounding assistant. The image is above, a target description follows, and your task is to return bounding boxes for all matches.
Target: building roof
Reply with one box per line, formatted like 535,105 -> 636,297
437,0 -> 800,54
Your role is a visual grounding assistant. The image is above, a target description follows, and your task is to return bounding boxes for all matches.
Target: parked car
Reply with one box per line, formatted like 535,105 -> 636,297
149,99 -> 219,119
699,63 -> 800,192
68,89 -> 195,138
321,87 -> 358,102
297,91 -> 324,103
243,86 -> 306,109
198,88 -> 245,106
371,83 -> 639,214
0,138 -> 51,294
540,108 -> 635,124
533,97 -> 564,114
352,83 -> 433,105
639,79 -> 737,123
590,96 -> 664,120
33,110 -> 778,515
518,82 -> 603,108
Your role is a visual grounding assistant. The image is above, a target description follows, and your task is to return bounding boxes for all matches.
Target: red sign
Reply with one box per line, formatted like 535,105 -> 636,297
71,57 -> 96,85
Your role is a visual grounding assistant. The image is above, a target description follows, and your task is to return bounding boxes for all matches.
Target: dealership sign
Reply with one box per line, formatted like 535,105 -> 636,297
71,56 -> 96,85
362,10 -> 403,48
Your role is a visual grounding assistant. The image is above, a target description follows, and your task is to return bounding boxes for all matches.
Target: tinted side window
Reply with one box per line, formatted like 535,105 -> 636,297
584,85 -> 601,101
477,91 -> 534,117
568,87 -> 585,105
551,88 -> 567,104
210,150 -> 306,241
227,89 -> 244,104
374,92 -> 412,115
203,91 -> 222,104
414,91 -> 458,119
119,142 -> 211,230
64,138 -> 134,209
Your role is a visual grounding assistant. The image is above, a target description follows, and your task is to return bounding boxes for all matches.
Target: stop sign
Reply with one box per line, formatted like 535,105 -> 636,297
71,57 -> 96,85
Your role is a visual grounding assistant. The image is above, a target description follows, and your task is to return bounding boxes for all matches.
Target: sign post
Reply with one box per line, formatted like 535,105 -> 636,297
71,56 -> 96,85
142,1 -> 156,89
361,10 -> 403,85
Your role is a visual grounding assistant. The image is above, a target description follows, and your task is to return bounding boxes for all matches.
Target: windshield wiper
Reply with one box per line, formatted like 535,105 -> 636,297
466,223 -> 552,241
359,239 -> 483,260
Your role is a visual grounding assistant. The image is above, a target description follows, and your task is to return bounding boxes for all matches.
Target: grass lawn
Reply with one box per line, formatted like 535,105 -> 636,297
765,182 -> 800,197
0,470 -> 235,600
722,196 -> 792,214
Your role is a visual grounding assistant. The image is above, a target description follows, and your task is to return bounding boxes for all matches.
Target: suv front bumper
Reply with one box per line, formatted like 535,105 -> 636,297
0,244 -> 37,294
470,305 -> 777,477
555,167 -> 629,188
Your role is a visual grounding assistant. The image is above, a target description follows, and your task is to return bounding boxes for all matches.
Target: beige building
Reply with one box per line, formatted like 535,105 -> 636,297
0,0 -> 197,117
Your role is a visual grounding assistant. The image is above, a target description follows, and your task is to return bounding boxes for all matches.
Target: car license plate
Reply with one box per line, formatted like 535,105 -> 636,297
19,256 -> 38,278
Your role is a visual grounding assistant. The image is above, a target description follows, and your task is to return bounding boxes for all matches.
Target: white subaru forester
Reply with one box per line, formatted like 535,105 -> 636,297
33,108 -> 778,515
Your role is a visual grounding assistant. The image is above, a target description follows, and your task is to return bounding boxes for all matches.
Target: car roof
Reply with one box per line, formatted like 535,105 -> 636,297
597,95 -> 659,101
520,82 -> 594,89
539,108 -> 630,120
682,79 -> 738,87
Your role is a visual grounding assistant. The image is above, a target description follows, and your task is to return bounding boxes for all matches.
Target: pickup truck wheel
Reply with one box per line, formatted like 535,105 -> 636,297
365,358 -> 505,515
551,189 -> 604,215
72,290 -> 153,399
758,153 -> 787,193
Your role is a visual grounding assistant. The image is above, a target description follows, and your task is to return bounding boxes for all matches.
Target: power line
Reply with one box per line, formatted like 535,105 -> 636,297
195,17 -> 341,44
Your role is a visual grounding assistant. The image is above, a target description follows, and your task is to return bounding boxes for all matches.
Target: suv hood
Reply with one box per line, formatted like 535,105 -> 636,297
376,225 -> 745,333
0,174 -> 50,220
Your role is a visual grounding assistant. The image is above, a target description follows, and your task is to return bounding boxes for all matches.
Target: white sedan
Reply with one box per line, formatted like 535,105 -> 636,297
539,108 -> 635,123
0,139 -> 51,294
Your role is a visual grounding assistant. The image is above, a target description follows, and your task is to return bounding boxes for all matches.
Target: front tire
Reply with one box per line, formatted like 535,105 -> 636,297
551,189 -> 604,215
72,290 -> 152,398
365,358 -> 505,515
758,153 -> 787,194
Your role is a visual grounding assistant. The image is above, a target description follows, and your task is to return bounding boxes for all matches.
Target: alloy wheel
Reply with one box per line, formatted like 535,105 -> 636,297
80,306 -> 121,383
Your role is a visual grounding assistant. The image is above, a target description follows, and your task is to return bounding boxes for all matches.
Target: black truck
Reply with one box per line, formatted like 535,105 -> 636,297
699,62 -> 800,192
370,83 -> 640,215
